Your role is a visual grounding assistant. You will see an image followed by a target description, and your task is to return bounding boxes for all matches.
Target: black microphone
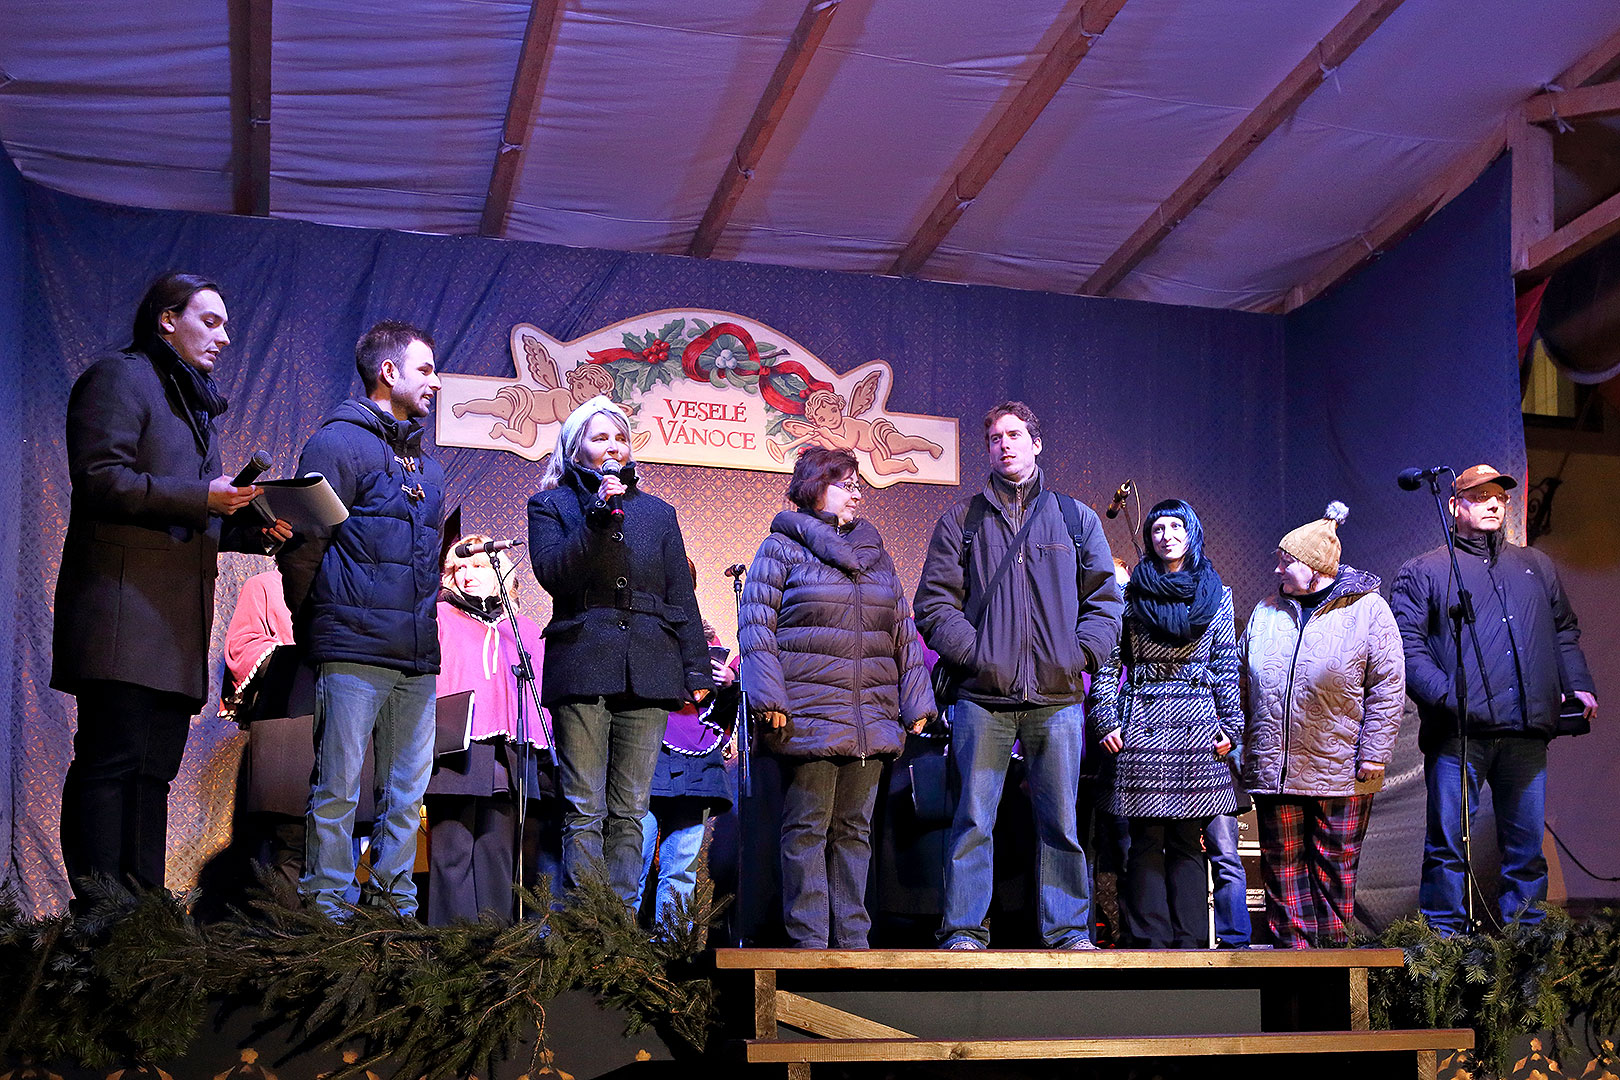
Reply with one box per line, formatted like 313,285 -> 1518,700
1105,479 -> 1133,519
453,538 -> 523,559
231,450 -> 276,525
601,460 -> 632,524
231,450 -> 273,488
723,564 -> 747,579
1397,466 -> 1450,491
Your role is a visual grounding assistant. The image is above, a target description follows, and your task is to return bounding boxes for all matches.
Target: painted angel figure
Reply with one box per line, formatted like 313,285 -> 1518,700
775,371 -> 944,475
451,336 -> 616,447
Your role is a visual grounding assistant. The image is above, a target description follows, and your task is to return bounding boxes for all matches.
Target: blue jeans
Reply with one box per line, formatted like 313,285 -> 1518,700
551,696 -> 666,905
1421,736 -> 1548,933
639,801 -> 709,924
940,700 -> 1091,948
304,662 -> 436,917
1206,814 -> 1250,945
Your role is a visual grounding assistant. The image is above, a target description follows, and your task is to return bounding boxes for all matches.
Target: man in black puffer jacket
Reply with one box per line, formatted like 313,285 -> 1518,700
1391,464 -> 1596,935
279,321 -> 445,918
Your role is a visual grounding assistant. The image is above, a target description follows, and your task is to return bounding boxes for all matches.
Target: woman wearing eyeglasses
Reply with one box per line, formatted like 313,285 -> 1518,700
740,447 -> 935,948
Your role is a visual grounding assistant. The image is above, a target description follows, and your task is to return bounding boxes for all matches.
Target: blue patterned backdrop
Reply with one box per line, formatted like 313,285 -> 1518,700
0,146 -> 1522,920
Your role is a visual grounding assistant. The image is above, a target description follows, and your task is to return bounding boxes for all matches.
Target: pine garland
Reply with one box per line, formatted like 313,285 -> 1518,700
0,871 -> 722,1079
1372,908 -> 1620,1077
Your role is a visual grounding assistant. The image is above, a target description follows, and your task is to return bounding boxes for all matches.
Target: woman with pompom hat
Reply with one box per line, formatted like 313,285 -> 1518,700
1238,502 -> 1404,947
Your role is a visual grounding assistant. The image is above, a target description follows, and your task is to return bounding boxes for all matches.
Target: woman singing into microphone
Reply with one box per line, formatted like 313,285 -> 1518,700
528,396 -> 714,905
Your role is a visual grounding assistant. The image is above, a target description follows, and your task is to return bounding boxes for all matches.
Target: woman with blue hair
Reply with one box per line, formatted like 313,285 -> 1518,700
1087,499 -> 1243,948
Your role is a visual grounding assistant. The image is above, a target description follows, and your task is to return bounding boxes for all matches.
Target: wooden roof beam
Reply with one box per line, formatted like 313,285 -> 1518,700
228,0 -> 272,216
1524,188 -> 1620,280
687,0 -> 842,260
887,0 -> 1130,278
1551,23 -> 1620,92
480,0 -> 564,238
1280,123 -> 1509,312
1080,0 -> 1408,297
1525,80 -> 1620,126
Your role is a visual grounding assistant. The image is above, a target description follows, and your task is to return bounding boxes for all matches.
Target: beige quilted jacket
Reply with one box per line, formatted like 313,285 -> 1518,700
1239,566 -> 1404,797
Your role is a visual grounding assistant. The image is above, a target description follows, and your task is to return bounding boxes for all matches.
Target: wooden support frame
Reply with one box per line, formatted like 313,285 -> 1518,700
1554,23 -> 1620,92
1525,80 -> 1620,125
228,0 -> 272,217
480,0 -> 564,238
686,0 -> 841,259
887,0 -> 1130,277
1081,0 -> 1408,297
1525,189 -> 1620,279
1511,117 -> 1555,273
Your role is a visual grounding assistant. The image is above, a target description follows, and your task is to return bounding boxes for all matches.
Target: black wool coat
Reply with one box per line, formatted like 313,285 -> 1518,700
53,346 -> 268,705
527,462 -> 713,708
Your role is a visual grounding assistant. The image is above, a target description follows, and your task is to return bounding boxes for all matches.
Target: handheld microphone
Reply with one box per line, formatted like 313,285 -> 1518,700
231,450 -> 273,488
600,460 -> 632,524
453,538 -> 523,559
1397,466 -> 1450,491
231,450 -> 276,525
1105,479 -> 1133,519
723,564 -> 747,579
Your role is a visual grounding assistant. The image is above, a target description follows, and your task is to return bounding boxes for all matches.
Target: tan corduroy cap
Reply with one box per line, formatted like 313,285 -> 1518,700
1453,464 -> 1517,496
1279,501 -> 1349,577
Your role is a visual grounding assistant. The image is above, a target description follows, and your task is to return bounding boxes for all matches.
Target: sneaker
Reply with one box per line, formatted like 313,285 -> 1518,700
943,937 -> 987,951
1061,937 -> 1100,951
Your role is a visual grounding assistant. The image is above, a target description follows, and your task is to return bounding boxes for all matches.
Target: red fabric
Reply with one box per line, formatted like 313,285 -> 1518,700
222,570 -> 294,687
1516,280 -> 1547,362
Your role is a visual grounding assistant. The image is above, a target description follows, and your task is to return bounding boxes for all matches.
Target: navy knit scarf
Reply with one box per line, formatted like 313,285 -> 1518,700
1126,558 -> 1224,646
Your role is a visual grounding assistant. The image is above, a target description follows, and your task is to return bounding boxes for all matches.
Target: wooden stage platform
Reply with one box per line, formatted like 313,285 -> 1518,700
716,946 -> 1472,1079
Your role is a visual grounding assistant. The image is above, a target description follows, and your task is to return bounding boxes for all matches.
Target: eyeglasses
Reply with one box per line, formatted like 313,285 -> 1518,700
830,476 -> 861,494
1458,488 -> 1509,505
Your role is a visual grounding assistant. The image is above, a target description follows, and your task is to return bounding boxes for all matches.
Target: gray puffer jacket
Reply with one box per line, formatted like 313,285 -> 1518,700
740,510 -> 935,760
1239,566 -> 1404,798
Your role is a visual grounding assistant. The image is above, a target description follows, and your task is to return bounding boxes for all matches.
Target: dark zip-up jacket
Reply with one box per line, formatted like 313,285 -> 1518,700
914,469 -> 1122,707
278,398 -> 445,674
740,510 -> 934,759
1390,532 -> 1594,753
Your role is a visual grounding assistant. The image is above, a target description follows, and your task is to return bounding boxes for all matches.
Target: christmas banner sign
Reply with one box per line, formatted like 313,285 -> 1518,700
437,310 -> 959,488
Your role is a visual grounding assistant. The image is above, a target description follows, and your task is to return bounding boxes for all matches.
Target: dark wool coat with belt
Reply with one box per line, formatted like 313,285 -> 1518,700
739,510 -> 935,760
1391,532 -> 1595,753
1087,586 -> 1243,819
53,346 -> 268,705
526,461 -> 712,708
278,399 -> 445,674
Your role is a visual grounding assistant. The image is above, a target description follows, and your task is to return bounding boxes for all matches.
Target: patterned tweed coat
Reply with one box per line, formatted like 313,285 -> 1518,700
1087,586 -> 1243,819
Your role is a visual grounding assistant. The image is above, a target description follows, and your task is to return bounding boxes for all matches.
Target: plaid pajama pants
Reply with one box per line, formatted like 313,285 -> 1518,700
1254,794 -> 1374,948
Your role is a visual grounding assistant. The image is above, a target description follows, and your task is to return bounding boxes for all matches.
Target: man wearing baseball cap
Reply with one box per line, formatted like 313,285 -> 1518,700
1391,465 -> 1598,934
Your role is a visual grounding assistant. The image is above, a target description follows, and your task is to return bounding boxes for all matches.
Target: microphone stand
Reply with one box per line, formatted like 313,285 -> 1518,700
490,556 -> 556,922
1421,470 -> 1491,932
728,567 -> 752,945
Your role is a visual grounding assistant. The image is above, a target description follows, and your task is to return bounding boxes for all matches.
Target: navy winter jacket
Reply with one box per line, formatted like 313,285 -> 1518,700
1391,532 -> 1594,753
279,398 -> 445,674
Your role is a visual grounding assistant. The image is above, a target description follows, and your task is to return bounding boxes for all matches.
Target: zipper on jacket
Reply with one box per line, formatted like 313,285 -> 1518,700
1278,598 -> 1308,793
852,571 -> 867,760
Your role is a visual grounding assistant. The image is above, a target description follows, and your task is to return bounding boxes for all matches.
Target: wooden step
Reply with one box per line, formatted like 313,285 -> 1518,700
743,1028 -> 1474,1063
717,946 -> 1407,971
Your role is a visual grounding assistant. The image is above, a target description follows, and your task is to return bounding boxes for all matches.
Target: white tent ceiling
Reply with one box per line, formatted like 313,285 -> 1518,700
2,0 -> 1618,312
